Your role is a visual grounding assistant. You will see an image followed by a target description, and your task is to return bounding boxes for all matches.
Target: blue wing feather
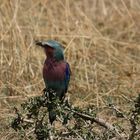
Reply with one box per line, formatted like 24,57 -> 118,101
65,63 -> 71,93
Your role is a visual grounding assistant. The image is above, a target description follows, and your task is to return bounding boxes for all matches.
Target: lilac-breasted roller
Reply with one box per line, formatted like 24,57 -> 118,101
36,40 -> 71,124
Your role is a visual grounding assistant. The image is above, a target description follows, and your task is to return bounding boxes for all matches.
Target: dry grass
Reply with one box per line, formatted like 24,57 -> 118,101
0,0 -> 140,139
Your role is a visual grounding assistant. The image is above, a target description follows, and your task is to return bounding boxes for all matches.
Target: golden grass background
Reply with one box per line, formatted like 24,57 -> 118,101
0,0 -> 140,139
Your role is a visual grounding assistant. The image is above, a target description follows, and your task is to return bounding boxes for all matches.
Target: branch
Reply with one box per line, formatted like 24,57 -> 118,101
69,108 -> 125,139
23,118 -> 34,123
128,112 -> 139,140
109,104 -> 128,119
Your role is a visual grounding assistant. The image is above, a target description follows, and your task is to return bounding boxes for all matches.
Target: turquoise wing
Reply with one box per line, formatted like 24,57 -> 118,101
64,62 -> 71,93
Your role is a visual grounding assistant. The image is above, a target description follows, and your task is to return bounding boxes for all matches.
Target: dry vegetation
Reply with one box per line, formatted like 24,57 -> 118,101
0,0 -> 140,139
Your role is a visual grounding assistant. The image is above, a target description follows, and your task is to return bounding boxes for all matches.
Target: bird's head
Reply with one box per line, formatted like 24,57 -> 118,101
35,40 -> 64,61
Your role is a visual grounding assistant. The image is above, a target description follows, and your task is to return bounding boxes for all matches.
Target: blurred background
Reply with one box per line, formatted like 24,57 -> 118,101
0,0 -> 140,138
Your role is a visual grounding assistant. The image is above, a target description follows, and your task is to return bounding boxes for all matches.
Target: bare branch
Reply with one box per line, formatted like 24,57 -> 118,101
70,108 -> 125,139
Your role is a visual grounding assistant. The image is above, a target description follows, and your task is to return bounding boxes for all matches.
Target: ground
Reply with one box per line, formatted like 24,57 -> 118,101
0,0 -> 140,139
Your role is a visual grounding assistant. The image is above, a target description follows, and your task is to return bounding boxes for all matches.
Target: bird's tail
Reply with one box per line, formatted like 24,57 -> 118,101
44,89 -> 58,125
44,88 -> 65,124
47,101 -> 57,125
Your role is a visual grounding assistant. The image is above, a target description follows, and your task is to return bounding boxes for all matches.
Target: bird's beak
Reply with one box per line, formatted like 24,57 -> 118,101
35,41 -> 44,47
35,41 -> 54,49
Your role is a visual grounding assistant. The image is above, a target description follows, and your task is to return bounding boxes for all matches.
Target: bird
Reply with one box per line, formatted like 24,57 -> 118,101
36,40 -> 71,124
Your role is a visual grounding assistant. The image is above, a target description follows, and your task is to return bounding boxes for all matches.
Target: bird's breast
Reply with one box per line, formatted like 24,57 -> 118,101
43,60 -> 66,81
